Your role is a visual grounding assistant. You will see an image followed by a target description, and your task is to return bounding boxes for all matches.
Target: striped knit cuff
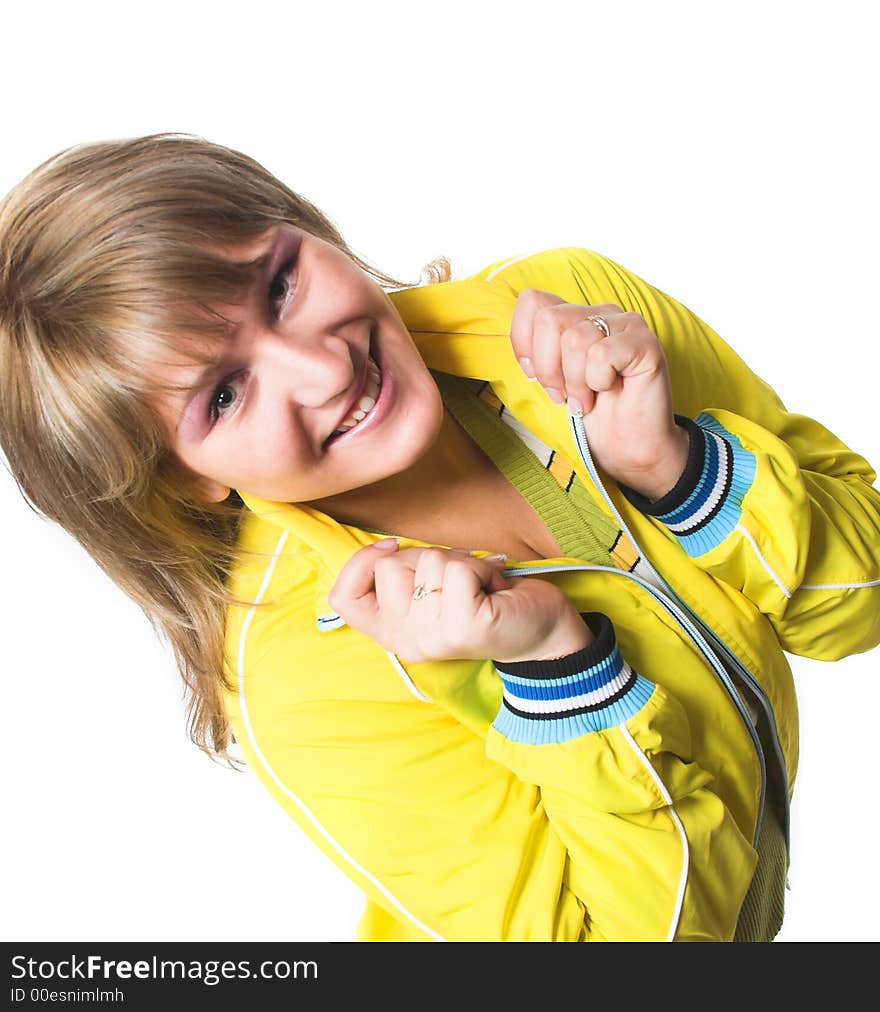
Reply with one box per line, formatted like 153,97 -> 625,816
490,613 -> 656,745
618,413 -> 757,558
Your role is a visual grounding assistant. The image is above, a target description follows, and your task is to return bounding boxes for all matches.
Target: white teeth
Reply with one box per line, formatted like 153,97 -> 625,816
332,354 -> 382,436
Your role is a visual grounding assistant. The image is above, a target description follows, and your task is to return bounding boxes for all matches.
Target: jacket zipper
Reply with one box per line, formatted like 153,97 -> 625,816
561,410 -> 789,855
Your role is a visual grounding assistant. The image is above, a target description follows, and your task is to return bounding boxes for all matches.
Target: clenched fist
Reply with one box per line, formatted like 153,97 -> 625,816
510,290 -> 690,501
329,540 -> 593,665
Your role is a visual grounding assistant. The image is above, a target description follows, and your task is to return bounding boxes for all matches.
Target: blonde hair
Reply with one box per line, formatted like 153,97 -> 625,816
0,132 -> 452,767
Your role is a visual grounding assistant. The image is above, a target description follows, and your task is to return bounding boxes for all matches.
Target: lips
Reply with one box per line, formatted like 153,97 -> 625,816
322,330 -> 380,449
328,355 -> 370,443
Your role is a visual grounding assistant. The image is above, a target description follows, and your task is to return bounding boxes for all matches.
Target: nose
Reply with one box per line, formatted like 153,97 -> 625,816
259,330 -> 356,409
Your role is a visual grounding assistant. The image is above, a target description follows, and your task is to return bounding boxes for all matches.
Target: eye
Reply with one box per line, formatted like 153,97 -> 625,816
207,371 -> 246,424
268,256 -> 297,311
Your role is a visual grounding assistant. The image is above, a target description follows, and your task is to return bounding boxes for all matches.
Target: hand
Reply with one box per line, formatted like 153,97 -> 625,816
328,541 -> 594,665
510,290 -> 690,500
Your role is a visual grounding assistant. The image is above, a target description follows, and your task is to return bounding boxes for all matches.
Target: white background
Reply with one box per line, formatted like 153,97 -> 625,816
2,1 -> 877,942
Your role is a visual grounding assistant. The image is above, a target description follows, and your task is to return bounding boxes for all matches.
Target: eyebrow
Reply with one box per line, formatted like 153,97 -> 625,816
179,358 -> 228,398
232,244 -> 276,273
174,360 -> 227,435
224,223 -> 284,286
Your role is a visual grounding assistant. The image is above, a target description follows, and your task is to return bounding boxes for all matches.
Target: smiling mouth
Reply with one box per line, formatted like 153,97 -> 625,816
322,336 -> 383,449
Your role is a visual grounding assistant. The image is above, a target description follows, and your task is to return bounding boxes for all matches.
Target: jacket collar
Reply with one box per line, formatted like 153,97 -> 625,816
234,275 -> 590,629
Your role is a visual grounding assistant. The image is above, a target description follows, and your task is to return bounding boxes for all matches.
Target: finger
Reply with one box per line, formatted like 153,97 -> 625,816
328,539 -> 398,609
456,554 -> 516,597
584,324 -> 664,393
528,303 -> 611,388
509,288 -> 568,380
481,559 -> 516,592
371,545 -> 425,609
529,302 -> 624,403
409,548 -> 449,616
470,549 -> 509,564
442,557 -> 508,640
559,308 -> 630,412
581,306 -> 627,339
463,552 -> 515,586
409,546 -> 479,580
559,319 -> 610,414
528,302 -> 567,400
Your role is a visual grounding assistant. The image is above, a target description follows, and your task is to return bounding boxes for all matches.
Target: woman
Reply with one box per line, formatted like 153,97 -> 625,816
2,133 -> 878,941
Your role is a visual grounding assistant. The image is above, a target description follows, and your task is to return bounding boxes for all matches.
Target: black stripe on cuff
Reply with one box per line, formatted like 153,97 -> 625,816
617,414 -> 704,516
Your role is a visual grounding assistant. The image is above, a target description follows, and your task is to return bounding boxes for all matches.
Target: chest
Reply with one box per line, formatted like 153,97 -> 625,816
461,469 -> 566,561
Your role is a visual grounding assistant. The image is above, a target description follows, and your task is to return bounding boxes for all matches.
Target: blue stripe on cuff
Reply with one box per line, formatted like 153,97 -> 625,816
657,414 -> 756,557
617,414 -> 756,559
659,426 -> 724,528
491,613 -> 656,745
501,646 -> 626,703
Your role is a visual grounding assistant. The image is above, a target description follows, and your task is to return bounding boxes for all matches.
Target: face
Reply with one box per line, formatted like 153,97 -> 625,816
156,223 -> 445,506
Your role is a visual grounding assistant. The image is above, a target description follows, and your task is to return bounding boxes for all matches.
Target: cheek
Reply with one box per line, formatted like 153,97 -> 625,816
176,408 -> 208,444
224,427 -> 313,491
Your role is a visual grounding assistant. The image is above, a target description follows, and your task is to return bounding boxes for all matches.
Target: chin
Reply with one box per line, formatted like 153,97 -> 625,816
382,402 -> 444,477
410,383 -> 446,449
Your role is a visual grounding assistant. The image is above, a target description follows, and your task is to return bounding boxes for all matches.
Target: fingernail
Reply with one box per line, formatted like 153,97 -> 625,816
567,396 -> 583,416
484,553 -> 507,563
545,387 -> 565,405
374,537 -> 400,549
517,356 -> 537,380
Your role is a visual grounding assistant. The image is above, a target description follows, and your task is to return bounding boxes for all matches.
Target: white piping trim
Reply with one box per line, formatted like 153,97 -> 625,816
620,724 -> 688,942
383,652 -> 434,703
800,578 -> 880,590
485,251 -> 536,282
734,524 -> 792,599
317,620 -> 434,702
237,529 -> 446,942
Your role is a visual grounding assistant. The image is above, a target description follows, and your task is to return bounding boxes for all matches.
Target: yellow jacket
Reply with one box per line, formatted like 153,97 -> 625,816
222,247 -> 880,941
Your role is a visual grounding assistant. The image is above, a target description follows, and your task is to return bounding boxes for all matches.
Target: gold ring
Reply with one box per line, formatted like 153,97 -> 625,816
412,582 -> 442,601
586,314 -> 610,338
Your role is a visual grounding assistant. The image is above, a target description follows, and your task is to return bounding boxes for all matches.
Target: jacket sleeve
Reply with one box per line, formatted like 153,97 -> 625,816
478,246 -> 880,661
485,611 -> 758,942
